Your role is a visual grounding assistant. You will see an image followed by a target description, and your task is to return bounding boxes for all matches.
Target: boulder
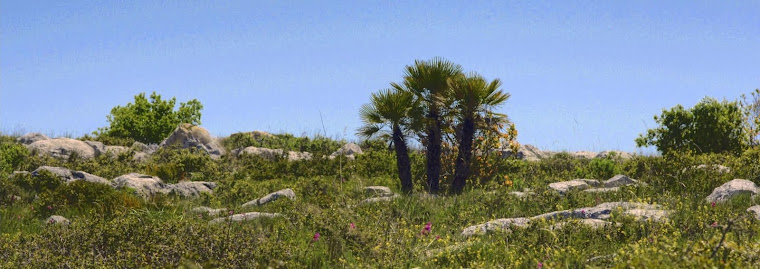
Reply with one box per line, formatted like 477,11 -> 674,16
84,141 -> 106,156
748,205 -> 760,220
191,206 -> 228,216
131,141 -> 155,153
46,215 -> 70,226
166,181 -> 216,198
694,164 -> 732,174
462,202 -> 669,237
27,138 -> 97,159
461,217 -> 531,237
362,195 -> 400,204
571,151 -> 598,159
329,143 -> 363,160
104,146 -> 129,157
235,146 -> 312,161
32,166 -> 111,186
705,179 -> 759,203
603,175 -> 640,188
242,188 -> 296,207
17,133 -> 49,145
209,212 -> 283,224
549,179 -> 600,194
501,144 -> 552,161
552,219 -> 615,230
364,186 -> 393,197
159,124 -> 225,159
596,151 -> 634,160
112,173 -> 167,198
583,187 -> 620,193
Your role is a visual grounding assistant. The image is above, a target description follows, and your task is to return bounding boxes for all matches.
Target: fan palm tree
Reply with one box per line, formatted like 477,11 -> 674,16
358,89 -> 418,193
449,73 -> 511,194
392,57 -> 463,194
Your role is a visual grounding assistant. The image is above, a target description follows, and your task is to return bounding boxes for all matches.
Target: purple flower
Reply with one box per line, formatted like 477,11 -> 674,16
47,205 -> 53,210
711,221 -> 718,228
711,201 -> 716,208
313,232 -> 321,241
349,223 -> 355,229
435,235 -> 441,240
421,222 -> 432,235
537,262 -> 543,269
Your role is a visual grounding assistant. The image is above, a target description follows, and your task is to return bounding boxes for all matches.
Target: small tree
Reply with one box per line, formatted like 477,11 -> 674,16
95,92 -> 203,144
636,97 -> 744,155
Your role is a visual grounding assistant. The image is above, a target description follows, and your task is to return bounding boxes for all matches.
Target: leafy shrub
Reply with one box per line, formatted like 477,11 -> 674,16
222,132 -> 344,154
9,170 -> 62,194
0,141 -> 30,175
93,92 -> 203,144
636,97 -> 745,155
586,157 -> 620,180
34,181 -> 141,218
144,147 -> 218,183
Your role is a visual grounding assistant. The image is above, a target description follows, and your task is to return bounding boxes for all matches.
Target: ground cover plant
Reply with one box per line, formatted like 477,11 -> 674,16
1,60 -> 759,267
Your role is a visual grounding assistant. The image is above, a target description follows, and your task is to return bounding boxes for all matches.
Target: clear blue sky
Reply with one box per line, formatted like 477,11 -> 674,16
2,1 -> 758,153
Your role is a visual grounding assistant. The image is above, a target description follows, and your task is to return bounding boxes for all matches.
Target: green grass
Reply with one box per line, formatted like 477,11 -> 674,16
1,134 -> 759,268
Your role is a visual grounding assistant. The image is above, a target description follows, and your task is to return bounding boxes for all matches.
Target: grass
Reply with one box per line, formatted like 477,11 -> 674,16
1,133 -> 759,268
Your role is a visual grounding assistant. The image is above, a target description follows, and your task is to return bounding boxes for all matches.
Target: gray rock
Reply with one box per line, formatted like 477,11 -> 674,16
330,143 -> 363,160
17,133 -> 49,145
364,186 -> 393,197
133,152 -> 151,162
46,215 -> 70,226
461,217 -> 531,237
748,205 -> 760,220
27,138 -> 97,159
235,146 -> 312,161
705,179 -> 759,203
104,145 -> 129,157
695,164 -> 732,174
596,151 -> 633,160
549,179 -> 600,194
209,212 -> 283,224
501,144 -> 552,161
32,166 -> 112,186
552,219 -> 616,230
603,175 -> 640,188
509,191 -> 532,198
462,202 -> 669,237
362,195 -> 400,204
113,173 -> 167,198
583,187 -> 621,193
166,181 -> 216,198
131,141 -> 154,153
84,141 -> 106,156
9,171 -> 30,179
159,124 -> 225,159
191,206 -> 228,216
242,188 -> 296,207
571,151 -> 598,159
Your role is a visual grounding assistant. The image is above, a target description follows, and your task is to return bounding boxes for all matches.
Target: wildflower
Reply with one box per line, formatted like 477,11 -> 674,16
349,223 -> 355,229
711,221 -> 718,228
421,222 -> 432,235
48,219 -> 56,224
228,210 -> 234,216
711,201 -> 716,208
537,262 -> 543,268
313,232 -> 321,242
47,205 -> 53,210
435,235 -> 441,240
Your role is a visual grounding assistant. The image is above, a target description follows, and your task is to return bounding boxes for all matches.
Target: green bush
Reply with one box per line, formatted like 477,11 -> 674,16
93,92 -> 203,144
636,97 -> 745,155
10,170 -> 62,194
144,147 -> 218,183
33,180 -> 141,218
0,141 -> 30,175
222,132 -> 344,154
586,157 -> 620,180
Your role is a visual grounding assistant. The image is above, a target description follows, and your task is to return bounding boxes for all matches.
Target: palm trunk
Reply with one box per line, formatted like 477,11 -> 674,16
451,116 -> 475,194
426,106 -> 442,194
392,125 -> 413,194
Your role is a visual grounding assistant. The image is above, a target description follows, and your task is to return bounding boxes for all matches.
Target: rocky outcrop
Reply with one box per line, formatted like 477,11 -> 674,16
242,188 -> 296,207
549,179 -> 600,194
32,166 -> 112,186
17,133 -> 49,145
329,143 -> 363,160
596,151 -> 634,160
234,146 -> 312,161
693,164 -> 732,174
706,179 -> 759,203
501,144 -> 553,161
748,205 -> 760,220
159,124 -> 225,159
209,212 -> 283,224
501,145 -> 633,162
462,202 -> 668,237
46,215 -> 70,226
191,206 -> 228,216
112,173 -> 216,198
364,186 -> 393,197
166,181 -> 217,198
602,175 -> 640,188
27,138 -> 98,159
113,173 -> 167,197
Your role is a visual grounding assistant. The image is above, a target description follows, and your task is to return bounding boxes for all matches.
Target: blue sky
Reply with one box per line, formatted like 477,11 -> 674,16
2,1 -> 758,153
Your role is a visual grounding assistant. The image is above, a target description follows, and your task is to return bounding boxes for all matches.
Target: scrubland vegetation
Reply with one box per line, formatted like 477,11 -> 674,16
1,58 -> 759,268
